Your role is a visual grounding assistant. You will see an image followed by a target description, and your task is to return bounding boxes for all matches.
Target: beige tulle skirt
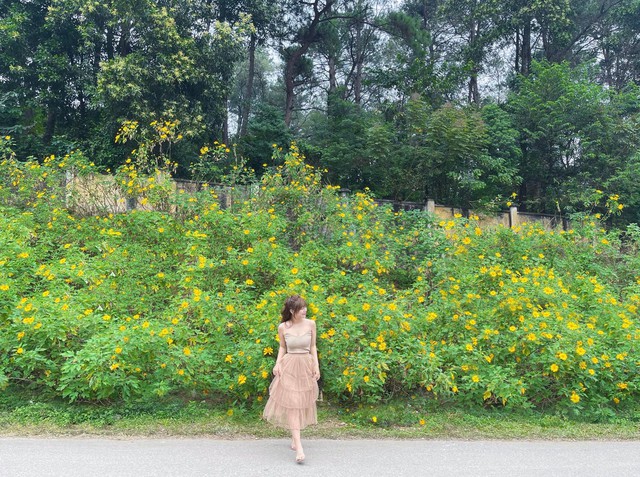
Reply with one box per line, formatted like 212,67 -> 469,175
263,353 -> 318,430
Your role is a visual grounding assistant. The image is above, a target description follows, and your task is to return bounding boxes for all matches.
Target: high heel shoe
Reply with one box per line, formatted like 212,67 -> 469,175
295,453 -> 305,464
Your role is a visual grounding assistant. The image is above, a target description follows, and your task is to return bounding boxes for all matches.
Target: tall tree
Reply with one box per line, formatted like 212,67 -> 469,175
539,0 -> 625,64
439,0 -> 504,104
507,60 -> 640,213
239,0 -> 280,137
277,0 -> 336,126
309,0 -> 383,109
230,48 -> 276,137
373,1 -> 467,105
595,0 -> 640,90
0,0 -> 253,166
0,0 -> 85,149
213,0 -> 280,138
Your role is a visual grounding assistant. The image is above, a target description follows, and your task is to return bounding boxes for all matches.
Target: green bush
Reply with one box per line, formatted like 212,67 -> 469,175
0,139 -> 638,419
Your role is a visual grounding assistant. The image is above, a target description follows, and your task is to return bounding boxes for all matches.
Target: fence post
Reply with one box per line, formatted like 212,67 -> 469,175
126,197 -> 137,211
509,206 -> 518,228
425,199 -> 435,214
225,189 -> 232,209
64,170 -> 73,209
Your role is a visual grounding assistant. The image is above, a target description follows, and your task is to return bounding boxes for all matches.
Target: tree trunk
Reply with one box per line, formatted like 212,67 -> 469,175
284,0 -> 335,126
236,104 -> 243,137
602,44 -> 613,89
79,90 -> 87,126
327,1 -> 337,99
468,75 -> 479,105
43,108 -> 56,145
328,55 -> 337,96
354,59 -> 363,104
422,1 -> 428,29
118,22 -> 131,56
468,21 -> 480,105
106,26 -> 114,60
22,107 -> 34,134
521,19 -> 532,76
240,33 -> 257,137
541,23 -> 551,61
94,25 -> 103,72
515,29 -> 520,73
223,100 -> 229,144
353,19 -> 363,105
284,49 -> 305,126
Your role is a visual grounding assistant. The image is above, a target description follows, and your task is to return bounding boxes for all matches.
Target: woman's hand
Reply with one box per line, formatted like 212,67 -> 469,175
313,367 -> 321,381
272,365 -> 281,377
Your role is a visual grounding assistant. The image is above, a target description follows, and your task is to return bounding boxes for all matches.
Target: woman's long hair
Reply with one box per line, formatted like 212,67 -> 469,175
281,295 -> 307,323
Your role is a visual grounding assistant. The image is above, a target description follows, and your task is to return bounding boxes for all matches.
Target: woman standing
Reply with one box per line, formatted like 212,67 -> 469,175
263,295 -> 320,464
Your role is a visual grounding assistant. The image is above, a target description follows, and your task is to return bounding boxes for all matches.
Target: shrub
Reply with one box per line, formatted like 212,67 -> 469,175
0,140 -> 637,419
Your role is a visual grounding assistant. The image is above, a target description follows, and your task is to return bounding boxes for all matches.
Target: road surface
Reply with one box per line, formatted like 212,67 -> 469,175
1,437 -> 639,476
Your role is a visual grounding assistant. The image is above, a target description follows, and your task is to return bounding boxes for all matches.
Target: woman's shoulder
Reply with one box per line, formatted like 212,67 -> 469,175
305,318 -> 317,329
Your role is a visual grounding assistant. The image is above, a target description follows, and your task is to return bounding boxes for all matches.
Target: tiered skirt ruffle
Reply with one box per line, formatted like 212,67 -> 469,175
262,353 -> 318,430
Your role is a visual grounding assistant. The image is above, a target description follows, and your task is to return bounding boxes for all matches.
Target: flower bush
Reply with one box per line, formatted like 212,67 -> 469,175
0,138 -> 638,419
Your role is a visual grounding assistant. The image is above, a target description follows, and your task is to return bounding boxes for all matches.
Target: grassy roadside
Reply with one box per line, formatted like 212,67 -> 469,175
1,393 -> 638,440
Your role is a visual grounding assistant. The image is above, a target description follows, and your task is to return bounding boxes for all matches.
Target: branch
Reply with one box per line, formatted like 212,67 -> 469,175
556,0 -> 626,61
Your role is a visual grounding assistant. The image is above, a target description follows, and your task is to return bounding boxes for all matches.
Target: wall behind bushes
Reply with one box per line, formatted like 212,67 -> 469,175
67,173 -> 564,231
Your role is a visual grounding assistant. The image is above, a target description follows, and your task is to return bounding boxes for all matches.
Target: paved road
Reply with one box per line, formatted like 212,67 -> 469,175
1,437 -> 639,477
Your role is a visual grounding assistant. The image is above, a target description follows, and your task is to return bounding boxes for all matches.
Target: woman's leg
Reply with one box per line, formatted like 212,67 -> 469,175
288,410 -> 304,462
291,428 -> 304,462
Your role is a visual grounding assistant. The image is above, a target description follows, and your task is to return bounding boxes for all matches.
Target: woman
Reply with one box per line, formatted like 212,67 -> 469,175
263,295 -> 320,464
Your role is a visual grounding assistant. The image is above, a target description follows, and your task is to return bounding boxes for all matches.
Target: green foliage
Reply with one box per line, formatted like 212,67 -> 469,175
238,104 -> 292,172
476,104 -> 523,202
0,0 -> 254,170
507,60 -> 640,215
604,151 -> 640,226
338,99 -> 521,206
379,8 -> 464,105
189,141 -> 253,186
305,94 -> 375,191
1,144 -> 638,421
2,0 -> 640,225
419,215 -> 639,418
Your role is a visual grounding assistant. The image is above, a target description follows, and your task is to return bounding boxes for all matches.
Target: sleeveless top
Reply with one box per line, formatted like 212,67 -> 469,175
284,330 -> 312,354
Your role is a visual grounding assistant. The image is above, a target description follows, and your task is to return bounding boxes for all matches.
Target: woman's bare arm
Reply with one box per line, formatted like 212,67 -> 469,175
310,320 -> 320,380
272,323 -> 287,376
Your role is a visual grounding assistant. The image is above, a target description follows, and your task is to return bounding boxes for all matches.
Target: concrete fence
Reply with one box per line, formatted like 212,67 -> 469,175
65,174 -> 251,215
65,173 -> 568,230
373,198 -> 568,230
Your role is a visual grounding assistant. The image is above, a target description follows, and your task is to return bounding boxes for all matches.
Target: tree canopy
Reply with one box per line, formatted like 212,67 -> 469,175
1,0 -> 639,222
